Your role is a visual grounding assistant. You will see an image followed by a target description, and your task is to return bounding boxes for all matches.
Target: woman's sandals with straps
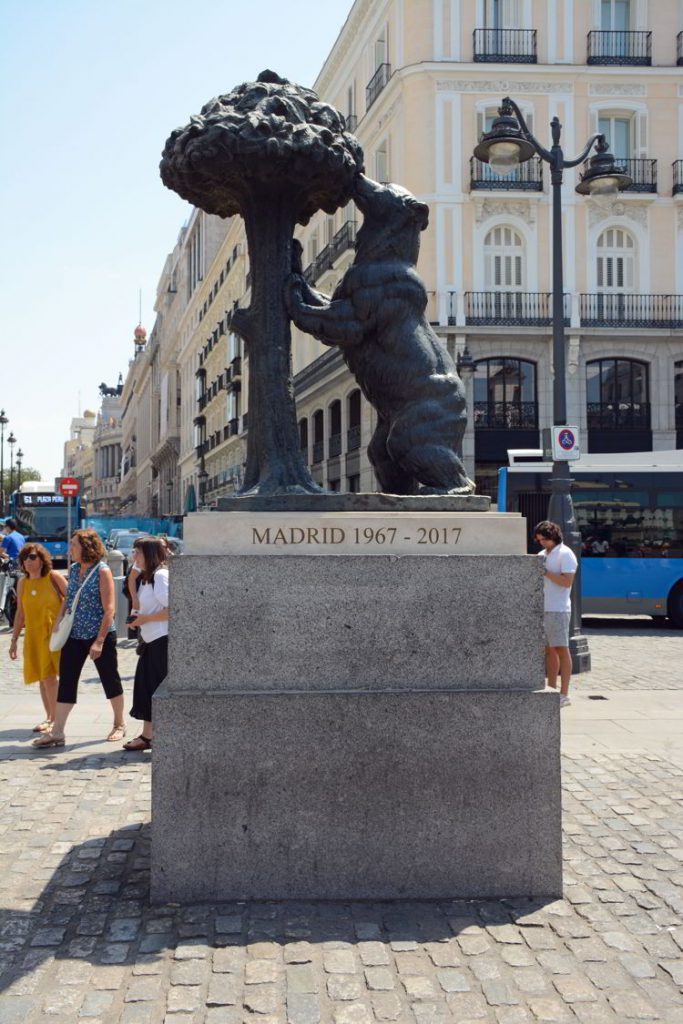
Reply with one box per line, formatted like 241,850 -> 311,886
32,732 -> 65,749
107,724 -> 127,742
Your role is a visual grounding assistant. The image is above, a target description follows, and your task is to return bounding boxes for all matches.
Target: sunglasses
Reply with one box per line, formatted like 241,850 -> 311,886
25,553 -> 41,561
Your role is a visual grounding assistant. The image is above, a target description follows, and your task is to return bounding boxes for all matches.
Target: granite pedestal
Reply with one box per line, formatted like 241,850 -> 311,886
151,511 -> 561,902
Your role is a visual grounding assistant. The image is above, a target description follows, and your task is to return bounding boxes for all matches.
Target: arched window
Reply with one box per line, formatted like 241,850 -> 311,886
484,226 -> 524,291
347,389 -> 361,450
312,410 -> 324,464
586,358 -> 650,429
328,400 -> 342,457
299,417 -> 308,455
596,227 -> 635,293
473,358 -> 537,428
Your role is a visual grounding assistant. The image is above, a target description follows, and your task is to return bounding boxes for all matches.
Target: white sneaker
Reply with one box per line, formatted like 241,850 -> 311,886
560,695 -> 571,708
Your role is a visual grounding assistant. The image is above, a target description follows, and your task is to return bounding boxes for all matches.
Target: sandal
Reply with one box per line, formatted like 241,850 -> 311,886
32,733 -> 65,749
107,724 -> 127,742
123,735 -> 152,751
32,720 -> 53,733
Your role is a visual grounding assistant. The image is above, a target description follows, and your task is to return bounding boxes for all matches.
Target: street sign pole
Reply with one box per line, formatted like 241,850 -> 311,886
67,496 -> 72,570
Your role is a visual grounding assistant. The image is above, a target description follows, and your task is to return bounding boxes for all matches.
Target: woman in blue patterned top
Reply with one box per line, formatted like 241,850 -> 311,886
33,529 -> 125,749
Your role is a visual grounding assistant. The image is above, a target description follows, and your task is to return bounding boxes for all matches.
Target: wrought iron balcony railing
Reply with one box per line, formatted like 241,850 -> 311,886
580,294 -> 683,328
347,424 -> 361,451
312,440 -> 324,464
587,30 -> 651,65
303,242 -> 332,286
674,160 -> 683,197
366,63 -> 391,110
328,433 -> 342,458
581,157 -> 656,193
587,402 -> 651,429
329,220 -> 357,265
473,28 -> 537,63
470,156 -> 543,191
463,291 -> 570,326
230,356 -> 242,378
229,418 -> 239,437
473,401 -> 538,430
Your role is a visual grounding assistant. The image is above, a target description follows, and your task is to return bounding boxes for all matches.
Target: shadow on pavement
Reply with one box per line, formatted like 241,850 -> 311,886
0,817 -> 556,994
582,615 -> 677,637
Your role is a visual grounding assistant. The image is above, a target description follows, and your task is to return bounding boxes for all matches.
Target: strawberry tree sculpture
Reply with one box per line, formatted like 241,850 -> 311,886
161,70 -> 364,496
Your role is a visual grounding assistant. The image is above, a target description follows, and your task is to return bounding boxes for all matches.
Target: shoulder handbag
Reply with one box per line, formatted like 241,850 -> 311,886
49,564 -> 100,652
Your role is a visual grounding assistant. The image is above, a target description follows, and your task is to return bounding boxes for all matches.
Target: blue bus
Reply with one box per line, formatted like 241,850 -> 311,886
498,449 -> 683,627
9,483 -> 84,567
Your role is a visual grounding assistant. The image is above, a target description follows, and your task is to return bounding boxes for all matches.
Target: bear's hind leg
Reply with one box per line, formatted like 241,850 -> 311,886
398,443 -> 474,495
368,422 -> 420,495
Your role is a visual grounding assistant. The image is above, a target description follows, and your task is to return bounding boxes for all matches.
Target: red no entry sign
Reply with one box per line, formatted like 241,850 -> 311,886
59,476 -> 80,497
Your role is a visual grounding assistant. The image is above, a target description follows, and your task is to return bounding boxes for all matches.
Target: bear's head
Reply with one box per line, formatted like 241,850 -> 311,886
352,174 -> 429,265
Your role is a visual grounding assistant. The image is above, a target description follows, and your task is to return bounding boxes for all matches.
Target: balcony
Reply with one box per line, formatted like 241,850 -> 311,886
473,28 -> 537,63
580,294 -> 683,328
463,291 -> 570,327
474,401 -> 538,430
582,158 -> 656,194
674,161 -> 683,197
329,220 -> 357,264
303,242 -> 332,286
366,63 -> 391,110
470,156 -> 543,192
229,418 -> 239,437
230,356 -> 242,379
312,440 -> 324,464
347,424 -> 361,451
587,30 -> 651,65
678,31 -> 683,64
587,402 -> 650,430
328,433 -> 342,458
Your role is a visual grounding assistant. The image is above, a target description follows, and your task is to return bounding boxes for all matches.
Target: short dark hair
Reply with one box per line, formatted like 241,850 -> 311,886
534,520 -> 563,545
5,518 -> 17,531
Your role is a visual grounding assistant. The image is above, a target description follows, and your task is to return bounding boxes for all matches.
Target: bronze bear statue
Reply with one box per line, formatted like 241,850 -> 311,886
285,174 -> 473,495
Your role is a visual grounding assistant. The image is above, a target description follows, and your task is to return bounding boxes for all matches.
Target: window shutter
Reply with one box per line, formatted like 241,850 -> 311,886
635,111 -> 648,158
502,0 -> 521,27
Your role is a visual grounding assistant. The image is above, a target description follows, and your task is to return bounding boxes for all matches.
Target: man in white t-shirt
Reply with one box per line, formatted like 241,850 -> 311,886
534,520 -> 578,708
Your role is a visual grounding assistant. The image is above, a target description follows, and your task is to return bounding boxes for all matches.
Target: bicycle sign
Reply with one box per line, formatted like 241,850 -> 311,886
551,425 -> 580,461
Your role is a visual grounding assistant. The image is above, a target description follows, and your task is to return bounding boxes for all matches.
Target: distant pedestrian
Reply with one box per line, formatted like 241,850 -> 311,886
33,528 -> 125,749
1,518 -> 26,560
534,520 -> 578,708
123,537 -> 169,751
8,543 -> 67,733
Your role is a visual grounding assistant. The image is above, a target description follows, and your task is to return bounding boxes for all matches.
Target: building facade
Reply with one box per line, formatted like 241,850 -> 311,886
119,0 -> 683,508
91,383 -> 123,514
61,410 -> 96,500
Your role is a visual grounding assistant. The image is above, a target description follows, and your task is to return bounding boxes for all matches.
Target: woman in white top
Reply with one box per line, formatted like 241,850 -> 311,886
123,537 -> 169,751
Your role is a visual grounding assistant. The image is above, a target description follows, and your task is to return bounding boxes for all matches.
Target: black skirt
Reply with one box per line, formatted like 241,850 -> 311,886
130,634 -> 168,722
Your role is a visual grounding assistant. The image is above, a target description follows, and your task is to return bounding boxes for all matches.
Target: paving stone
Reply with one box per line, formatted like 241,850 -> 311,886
246,958 -> 281,984
526,996 -> 574,1021
436,968 -> 471,992
482,979 -> 520,1006
659,960 -> 683,985
606,988 -> 661,1018
213,946 -> 245,973
402,975 -> 437,999
370,991 -> 403,1021
80,990 -> 115,1016
287,964 -> 318,994
357,941 -> 390,967
495,1009 -> 533,1024
552,975 -> 599,1003
327,974 -> 363,1000
285,942 -> 314,964
166,985 -> 201,1012
170,960 -> 206,985
445,991 -> 490,1018
287,992 -> 321,1024
244,984 -> 279,1015
124,976 -> 163,1001
323,949 -> 356,974
206,973 -> 240,1006
332,1003 -> 373,1024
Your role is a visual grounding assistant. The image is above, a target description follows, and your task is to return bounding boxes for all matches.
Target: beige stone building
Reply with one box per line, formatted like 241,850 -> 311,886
121,0 -> 683,509
91,384 -> 123,515
61,410 -> 96,500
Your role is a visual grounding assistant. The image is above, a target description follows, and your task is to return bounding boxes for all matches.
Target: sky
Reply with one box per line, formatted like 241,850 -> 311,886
0,0 -> 355,484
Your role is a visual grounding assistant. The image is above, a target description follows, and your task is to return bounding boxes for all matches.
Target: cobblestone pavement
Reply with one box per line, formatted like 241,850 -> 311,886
582,618 -> 683,691
1,622 -> 682,1024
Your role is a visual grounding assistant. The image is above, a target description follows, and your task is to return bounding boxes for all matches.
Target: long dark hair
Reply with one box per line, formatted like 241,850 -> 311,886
134,537 -> 168,583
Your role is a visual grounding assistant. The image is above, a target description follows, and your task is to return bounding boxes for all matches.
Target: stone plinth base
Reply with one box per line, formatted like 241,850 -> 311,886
216,492 -> 491,512
151,688 -> 560,902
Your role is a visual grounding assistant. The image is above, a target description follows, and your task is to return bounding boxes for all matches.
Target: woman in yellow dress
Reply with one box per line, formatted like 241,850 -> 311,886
9,543 -> 67,733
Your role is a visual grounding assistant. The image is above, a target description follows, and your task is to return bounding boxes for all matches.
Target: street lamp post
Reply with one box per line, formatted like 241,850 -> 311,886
7,432 -> 16,497
198,465 -> 209,508
473,98 -> 633,673
15,448 -> 23,492
0,410 -> 8,515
